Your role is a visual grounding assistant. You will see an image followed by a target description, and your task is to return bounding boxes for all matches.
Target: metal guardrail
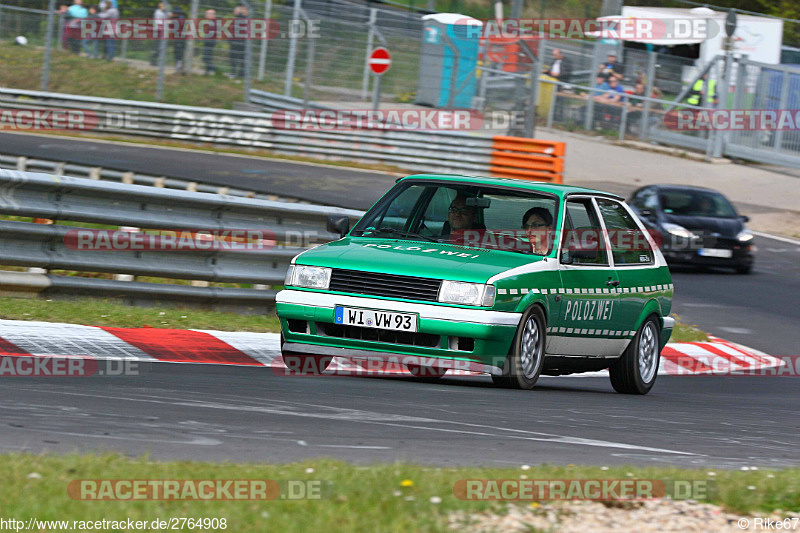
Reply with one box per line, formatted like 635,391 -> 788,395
0,88 -> 495,176
0,153 -> 309,204
0,169 -> 364,307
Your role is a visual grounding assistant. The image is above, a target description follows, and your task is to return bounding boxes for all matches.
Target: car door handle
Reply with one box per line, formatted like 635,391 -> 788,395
606,280 -> 620,287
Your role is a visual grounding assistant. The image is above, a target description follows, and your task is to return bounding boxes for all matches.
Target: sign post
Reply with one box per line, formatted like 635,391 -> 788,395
368,47 -> 392,111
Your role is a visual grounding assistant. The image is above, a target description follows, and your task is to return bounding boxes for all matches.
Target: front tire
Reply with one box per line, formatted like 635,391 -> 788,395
492,305 -> 546,390
609,316 -> 660,394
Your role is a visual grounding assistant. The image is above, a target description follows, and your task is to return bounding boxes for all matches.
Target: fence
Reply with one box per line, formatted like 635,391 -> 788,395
0,168 -> 362,309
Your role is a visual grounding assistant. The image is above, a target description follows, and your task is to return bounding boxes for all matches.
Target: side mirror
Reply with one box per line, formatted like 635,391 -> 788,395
327,215 -> 350,238
740,215 -> 750,223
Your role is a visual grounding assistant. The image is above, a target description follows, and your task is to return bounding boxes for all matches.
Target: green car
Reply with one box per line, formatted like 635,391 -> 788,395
276,175 -> 674,394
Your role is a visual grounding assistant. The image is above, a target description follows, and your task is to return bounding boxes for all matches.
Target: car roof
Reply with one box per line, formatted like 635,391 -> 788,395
398,174 -> 623,200
646,184 -> 726,195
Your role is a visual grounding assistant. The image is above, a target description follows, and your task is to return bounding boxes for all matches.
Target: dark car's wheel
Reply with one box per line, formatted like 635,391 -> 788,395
609,316 -> 660,394
492,305 -> 546,390
735,263 -> 753,275
280,333 -> 332,375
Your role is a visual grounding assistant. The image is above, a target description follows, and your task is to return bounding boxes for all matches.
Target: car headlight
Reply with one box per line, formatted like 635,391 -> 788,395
286,265 -> 332,289
662,223 -> 697,239
439,281 -> 496,307
737,230 -> 754,242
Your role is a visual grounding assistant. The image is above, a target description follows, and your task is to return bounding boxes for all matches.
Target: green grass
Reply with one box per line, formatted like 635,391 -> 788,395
0,296 -> 280,332
670,315 -> 709,342
0,41 -> 283,109
0,454 -> 797,532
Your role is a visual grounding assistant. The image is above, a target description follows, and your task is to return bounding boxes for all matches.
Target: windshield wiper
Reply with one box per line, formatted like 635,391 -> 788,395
359,227 -> 439,242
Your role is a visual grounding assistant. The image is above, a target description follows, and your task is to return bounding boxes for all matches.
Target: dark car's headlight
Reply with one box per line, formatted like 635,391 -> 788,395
285,265 -> 332,289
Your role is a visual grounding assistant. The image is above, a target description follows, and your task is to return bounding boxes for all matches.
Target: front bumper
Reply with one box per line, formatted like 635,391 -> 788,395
276,289 -> 521,370
662,239 -> 754,268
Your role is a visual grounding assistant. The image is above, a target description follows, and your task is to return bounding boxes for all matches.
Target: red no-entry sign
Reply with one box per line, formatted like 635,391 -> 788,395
368,47 -> 392,75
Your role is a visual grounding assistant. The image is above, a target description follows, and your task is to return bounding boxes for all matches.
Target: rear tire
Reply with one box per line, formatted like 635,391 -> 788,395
609,316 -> 660,394
735,264 -> 752,275
492,305 -> 546,390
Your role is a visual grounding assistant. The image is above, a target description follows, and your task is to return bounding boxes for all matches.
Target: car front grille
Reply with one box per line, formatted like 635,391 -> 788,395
316,322 -> 440,348
328,269 -> 442,302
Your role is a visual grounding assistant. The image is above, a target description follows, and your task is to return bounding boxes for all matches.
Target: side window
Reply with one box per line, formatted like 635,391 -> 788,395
643,190 -> 659,211
561,199 -> 609,266
597,199 -> 654,265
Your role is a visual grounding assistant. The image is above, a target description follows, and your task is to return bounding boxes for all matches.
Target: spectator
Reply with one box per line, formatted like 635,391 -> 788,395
65,0 -> 89,54
202,9 -> 217,75
597,52 -> 623,82
86,4 -> 99,58
150,2 -> 168,66
686,74 -> 717,107
631,82 -> 647,107
596,77 -> 625,103
97,0 -> 119,61
169,6 -> 187,71
58,5 -> 70,49
544,48 -> 572,83
228,5 -> 247,78
591,74 -> 610,98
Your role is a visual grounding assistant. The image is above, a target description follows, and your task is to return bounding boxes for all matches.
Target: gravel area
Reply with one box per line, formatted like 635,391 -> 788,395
449,500 -> 800,532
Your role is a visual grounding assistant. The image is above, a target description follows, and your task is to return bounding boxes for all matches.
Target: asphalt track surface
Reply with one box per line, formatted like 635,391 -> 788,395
0,132 -> 396,210
0,132 -> 798,467
1,367 -> 798,468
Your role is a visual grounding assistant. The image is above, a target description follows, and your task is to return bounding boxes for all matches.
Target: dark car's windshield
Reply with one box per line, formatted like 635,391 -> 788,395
351,182 -> 559,255
659,189 -> 737,218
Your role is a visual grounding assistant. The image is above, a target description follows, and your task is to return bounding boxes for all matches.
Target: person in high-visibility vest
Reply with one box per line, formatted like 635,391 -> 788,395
687,74 -> 717,106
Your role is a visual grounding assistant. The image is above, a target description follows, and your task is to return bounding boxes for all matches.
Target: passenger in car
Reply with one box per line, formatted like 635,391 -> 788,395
522,207 -> 554,255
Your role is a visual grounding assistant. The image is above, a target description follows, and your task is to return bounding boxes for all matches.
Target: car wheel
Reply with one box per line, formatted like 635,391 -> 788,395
280,333 -> 333,375
735,264 -> 752,275
609,316 -> 660,394
492,305 -> 546,390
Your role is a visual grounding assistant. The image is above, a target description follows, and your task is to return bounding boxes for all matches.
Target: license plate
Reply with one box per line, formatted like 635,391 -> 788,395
698,248 -> 733,258
334,306 -> 418,332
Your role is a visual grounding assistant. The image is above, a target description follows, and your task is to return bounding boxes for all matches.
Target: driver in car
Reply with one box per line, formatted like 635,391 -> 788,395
442,193 -> 483,241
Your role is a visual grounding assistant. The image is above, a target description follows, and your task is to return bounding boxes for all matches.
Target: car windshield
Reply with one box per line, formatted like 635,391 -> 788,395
351,182 -> 559,255
659,189 -> 737,218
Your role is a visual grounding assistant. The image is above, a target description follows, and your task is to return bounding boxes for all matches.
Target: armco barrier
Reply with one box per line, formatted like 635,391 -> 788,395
489,136 -> 565,183
0,169 -> 363,308
0,88 -> 566,180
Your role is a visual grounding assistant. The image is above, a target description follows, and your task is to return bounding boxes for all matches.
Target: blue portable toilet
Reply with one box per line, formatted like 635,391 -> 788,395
417,14 -> 482,108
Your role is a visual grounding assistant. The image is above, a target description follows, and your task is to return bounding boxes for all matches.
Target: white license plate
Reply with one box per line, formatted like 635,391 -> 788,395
334,306 -> 418,332
698,248 -> 733,258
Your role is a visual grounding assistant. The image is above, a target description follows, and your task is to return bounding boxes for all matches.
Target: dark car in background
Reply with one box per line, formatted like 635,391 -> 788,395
629,185 -> 755,274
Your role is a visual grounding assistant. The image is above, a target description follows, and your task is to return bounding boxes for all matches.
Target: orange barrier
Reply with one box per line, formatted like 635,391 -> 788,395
489,136 -> 565,183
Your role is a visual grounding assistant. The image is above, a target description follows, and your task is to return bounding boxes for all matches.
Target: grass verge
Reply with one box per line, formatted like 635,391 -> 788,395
0,297 -> 279,332
0,296 -> 706,342
0,454 -> 797,532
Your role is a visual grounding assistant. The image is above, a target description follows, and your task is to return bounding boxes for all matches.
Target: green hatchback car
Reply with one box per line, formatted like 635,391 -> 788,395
276,175 -> 674,394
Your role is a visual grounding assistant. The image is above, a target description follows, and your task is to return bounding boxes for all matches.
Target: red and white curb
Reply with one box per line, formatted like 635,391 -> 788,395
0,319 -> 783,377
